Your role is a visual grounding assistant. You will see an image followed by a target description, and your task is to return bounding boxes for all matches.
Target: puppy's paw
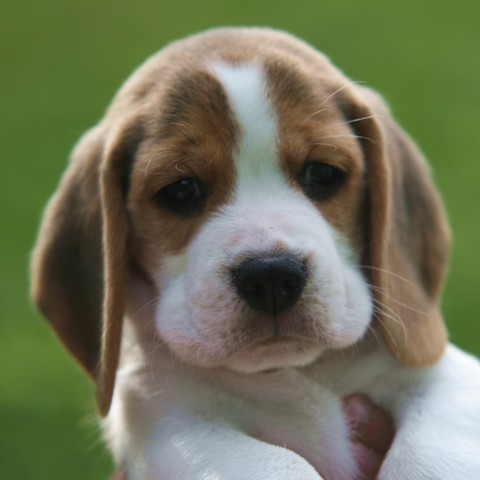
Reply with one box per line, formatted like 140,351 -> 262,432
262,452 -> 323,480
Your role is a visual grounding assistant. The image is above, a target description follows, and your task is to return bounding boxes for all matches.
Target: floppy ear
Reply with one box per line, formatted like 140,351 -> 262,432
345,88 -> 451,367
31,121 -> 137,415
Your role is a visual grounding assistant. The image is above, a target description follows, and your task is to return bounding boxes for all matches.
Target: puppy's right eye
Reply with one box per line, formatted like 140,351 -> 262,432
154,177 -> 206,215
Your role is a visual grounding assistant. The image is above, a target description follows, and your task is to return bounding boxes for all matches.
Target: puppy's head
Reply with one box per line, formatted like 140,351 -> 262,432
31,28 -> 450,415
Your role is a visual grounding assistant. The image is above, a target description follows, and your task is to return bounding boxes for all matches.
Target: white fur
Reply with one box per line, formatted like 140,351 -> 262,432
104,63 -> 480,480
154,64 -> 372,373
212,63 -> 278,182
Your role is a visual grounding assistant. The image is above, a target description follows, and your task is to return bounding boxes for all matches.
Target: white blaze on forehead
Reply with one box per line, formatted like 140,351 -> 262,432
212,63 -> 281,186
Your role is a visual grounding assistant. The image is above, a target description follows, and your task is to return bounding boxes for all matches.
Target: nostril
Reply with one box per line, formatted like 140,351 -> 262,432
283,277 -> 300,290
232,254 -> 307,315
244,281 -> 267,299
281,277 -> 301,296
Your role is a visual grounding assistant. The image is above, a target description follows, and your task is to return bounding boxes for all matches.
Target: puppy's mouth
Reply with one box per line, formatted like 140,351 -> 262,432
223,334 -> 325,373
233,332 -> 314,351
252,335 -> 296,346
248,334 -> 317,351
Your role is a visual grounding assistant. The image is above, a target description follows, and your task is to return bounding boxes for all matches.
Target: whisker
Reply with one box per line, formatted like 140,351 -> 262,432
317,134 -> 375,144
366,324 -> 383,347
144,156 -> 153,176
131,296 -> 161,320
360,265 -> 419,291
319,80 -> 366,108
344,241 -> 373,262
302,80 -> 366,125
170,121 -> 188,129
367,283 -> 428,316
374,298 -> 406,327
161,156 -> 194,175
372,301 -> 408,347
334,114 -> 382,127
169,121 -> 196,140
372,306 -> 401,351
144,155 -> 196,177
306,142 -> 339,152
166,156 -> 196,175
302,107 -> 331,125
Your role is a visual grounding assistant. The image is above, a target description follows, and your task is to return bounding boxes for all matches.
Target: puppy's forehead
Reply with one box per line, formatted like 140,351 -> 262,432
126,35 -> 368,260
207,60 -> 359,187
158,68 -> 238,145
212,63 -> 278,182
148,58 -> 330,186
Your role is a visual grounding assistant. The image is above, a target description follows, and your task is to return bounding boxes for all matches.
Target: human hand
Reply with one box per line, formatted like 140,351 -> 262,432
343,394 -> 395,479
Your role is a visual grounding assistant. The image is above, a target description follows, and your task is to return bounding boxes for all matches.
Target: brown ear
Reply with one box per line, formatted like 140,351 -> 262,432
31,122 -> 136,415
345,88 -> 451,367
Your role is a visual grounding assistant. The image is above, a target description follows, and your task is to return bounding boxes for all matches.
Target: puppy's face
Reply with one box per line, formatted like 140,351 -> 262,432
33,28 -> 450,413
127,60 -> 371,372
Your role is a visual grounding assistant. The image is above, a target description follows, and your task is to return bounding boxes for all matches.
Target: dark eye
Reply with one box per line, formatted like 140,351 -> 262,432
300,162 -> 346,201
154,177 -> 206,215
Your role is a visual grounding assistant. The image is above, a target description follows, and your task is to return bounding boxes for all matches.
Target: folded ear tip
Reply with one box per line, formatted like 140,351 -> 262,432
382,314 -> 448,368
96,395 -> 111,417
96,371 -> 114,417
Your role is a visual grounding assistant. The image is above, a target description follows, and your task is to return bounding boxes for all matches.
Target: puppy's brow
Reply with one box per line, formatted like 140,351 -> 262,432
264,59 -> 316,106
140,155 -> 198,178
161,71 -> 237,136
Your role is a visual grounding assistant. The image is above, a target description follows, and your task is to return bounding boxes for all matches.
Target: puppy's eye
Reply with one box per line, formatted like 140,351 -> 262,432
154,177 -> 206,215
300,162 -> 346,201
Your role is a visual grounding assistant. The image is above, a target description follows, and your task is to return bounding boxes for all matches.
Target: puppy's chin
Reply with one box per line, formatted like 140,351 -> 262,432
223,339 -> 326,374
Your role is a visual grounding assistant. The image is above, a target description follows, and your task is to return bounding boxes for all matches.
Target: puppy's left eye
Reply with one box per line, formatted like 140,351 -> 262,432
154,177 -> 206,215
300,162 -> 346,201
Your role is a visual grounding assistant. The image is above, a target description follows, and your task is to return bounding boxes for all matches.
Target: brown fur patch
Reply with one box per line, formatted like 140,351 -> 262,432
264,58 -> 368,249
31,27 -> 451,416
127,69 -> 238,275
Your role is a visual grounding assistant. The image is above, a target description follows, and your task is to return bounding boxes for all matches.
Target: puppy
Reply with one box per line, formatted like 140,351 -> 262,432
32,28 -> 480,479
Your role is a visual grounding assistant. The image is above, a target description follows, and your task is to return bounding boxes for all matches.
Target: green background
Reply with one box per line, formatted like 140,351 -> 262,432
1,1 -> 479,478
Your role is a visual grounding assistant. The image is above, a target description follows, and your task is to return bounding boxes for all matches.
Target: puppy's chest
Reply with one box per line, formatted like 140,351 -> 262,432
177,369 -> 354,474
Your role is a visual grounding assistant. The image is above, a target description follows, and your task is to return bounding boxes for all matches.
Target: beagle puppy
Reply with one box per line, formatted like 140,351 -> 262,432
32,28 -> 480,479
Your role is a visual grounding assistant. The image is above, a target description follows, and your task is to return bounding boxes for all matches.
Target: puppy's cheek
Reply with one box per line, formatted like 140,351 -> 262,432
125,272 -> 158,321
154,272 -> 239,366
149,255 -> 204,362
345,269 -> 373,336
322,267 -> 372,348
154,278 -> 194,355
301,231 -> 372,350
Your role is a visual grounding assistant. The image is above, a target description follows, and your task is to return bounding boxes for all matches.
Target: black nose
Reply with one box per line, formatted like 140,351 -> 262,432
233,254 -> 307,315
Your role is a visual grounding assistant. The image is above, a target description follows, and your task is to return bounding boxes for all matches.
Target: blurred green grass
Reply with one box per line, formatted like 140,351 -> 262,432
1,0 -> 479,478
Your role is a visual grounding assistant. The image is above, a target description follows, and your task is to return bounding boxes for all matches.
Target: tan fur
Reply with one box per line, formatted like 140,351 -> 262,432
127,70 -> 238,274
31,27 -> 450,415
266,58 -> 368,245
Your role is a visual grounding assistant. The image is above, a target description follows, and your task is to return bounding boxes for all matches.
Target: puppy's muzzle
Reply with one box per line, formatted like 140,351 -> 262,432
232,254 -> 307,315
